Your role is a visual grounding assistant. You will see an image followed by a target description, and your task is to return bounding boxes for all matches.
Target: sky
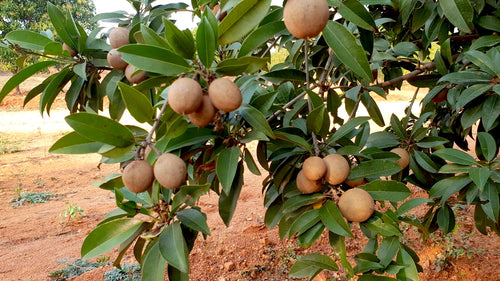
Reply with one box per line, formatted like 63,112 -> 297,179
93,0 -> 282,29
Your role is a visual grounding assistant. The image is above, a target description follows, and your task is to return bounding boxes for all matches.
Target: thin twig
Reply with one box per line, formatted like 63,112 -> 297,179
376,60 -> 435,89
304,40 -> 321,156
140,100 -> 169,158
261,36 -> 281,58
348,91 -> 362,121
404,87 -> 420,126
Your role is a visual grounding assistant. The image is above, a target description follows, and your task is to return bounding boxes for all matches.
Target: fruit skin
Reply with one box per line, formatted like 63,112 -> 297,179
302,156 -> 327,181
62,43 -> 77,57
107,49 -> 128,69
109,27 -> 130,48
391,147 -> 410,169
431,87 -> 449,103
296,170 -> 323,194
345,177 -> 366,187
338,188 -> 374,222
122,160 -> 154,193
323,154 -> 350,185
168,78 -> 203,115
188,95 -> 216,127
154,153 -> 187,190
125,64 -> 147,84
283,0 -> 330,39
208,78 -> 242,112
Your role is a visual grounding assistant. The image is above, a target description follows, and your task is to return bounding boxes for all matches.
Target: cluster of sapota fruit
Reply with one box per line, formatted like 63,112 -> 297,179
168,77 -> 242,127
106,27 -> 147,84
297,147 -> 410,223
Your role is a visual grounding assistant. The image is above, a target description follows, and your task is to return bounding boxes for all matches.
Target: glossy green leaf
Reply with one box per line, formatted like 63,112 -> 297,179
196,15 -> 217,69
216,56 -> 268,75
262,69 -> 307,83
289,253 -> 338,278
465,50 -> 500,77
219,163 -> 244,226
480,181 -> 500,222
330,0 -> 377,31
438,164 -> 471,174
361,92 -> 385,126
365,131 -> 400,149
481,94 -> 500,132
397,198 -> 432,216
40,68 -> 72,115
217,146 -> 241,194
429,175 -> 472,203
283,194 -> 326,214
244,148 -> 261,176
348,160 -> 402,180
0,60 -> 58,104
141,240 -> 166,281
239,104 -> 275,138
163,18 -> 195,59
470,35 -> 500,50
469,166 -> 491,192
239,21 -> 287,57
439,0 -> 474,33
49,131 -> 103,154
218,0 -> 272,45
323,21 -> 373,82
362,216 -> 401,236
141,25 -> 169,48
5,30 -> 53,51
47,2 -> 77,47
438,70 -> 493,85
118,82 -> 154,123
159,222 -> 190,273
275,131 -> 312,152
437,204 -> 455,234
478,15 -> 500,32
177,208 -> 211,235
307,105 -> 330,137
396,247 -> 420,281
319,200 -> 354,237
162,127 -> 215,152
290,209 -> 321,236
81,218 -> 145,260
433,148 -> 477,166
358,275 -> 397,281
377,236 -> 400,267
417,136 -> 450,148
330,117 -> 371,143
119,44 -> 191,76
65,113 -> 135,147
361,180 -> 411,202
413,151 -> 439,173
477,132 -> 497,162
456,84 -> 492,109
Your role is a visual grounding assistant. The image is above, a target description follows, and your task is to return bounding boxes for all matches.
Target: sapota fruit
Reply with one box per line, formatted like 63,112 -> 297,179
125,64 -> 147,84
338,188 -> 374,222
296,170 -> 323,194
391,147 -> 410,169
302,156 -> 327,181
107,49 -> 128,70
154,153 -> 187,190
109,27 -> 130,48
168,78 -> 203,115
122,160 -> 154,193
62,43 -> 77,57
283,0 -> 329,39
188,95 -> 217,127
208,78 -> 242,112
323,154 -> 350,185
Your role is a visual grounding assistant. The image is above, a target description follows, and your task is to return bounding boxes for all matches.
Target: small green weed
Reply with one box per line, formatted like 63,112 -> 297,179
104,263 -> 141,281
58,202 -> 85,226
49,258 -> 107,281
10,191 -> 54,206
0,136 -> 21,154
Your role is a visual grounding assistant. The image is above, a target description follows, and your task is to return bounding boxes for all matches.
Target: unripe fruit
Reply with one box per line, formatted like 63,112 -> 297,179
302,156 -> 327,181
296,170 -> 323,194
283,0 -> 330,39
188,95 -> 216,127
122,160 -> 154,193
109,27 -> 130,48
345,177 -> 366,187
168,78 -> 203,115
391,147 -> 410,169
154,153 -> 187,189
125,64 -> 147,84
208,78 -> 242,112
323,154 -> 350,185
107,49 -> 128,69
62,43 -> 77,57
338,188 -> 374,222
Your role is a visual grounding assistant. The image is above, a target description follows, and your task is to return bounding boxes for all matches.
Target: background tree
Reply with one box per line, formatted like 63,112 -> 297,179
0,0 -> 499,280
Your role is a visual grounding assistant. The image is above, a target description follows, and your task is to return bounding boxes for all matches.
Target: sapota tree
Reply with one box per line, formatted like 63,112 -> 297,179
1,0 -> 499,280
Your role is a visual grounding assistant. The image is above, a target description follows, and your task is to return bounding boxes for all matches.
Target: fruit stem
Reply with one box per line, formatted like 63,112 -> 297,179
140,100 -> 170,158
404,87 -> 420,129
303,40 -> 321,156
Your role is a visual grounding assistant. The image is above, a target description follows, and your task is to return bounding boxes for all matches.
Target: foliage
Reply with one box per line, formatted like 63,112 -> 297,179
104,263 -> 142,281
49,258 -> 106,281
58,202 -> 85,225
1,0 -> 500,280
0,135 -> 21,154
10,191 -> 54,206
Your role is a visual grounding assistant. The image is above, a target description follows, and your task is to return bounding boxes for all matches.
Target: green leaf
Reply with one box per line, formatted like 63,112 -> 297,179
417,136 -> 450,149
49,131 -> 103,154
239,21 -> 286,57
0,60 -> 59,104
219,163 -> 244,226
437,204 -> 455,234
289,253 -> 338,278
65,113 -> 135,147
275,131 -> 312,152
413,151 -> 440,173
118,44 -> 191,76
465,50 -> 500,77
330,117 -> 371,143
40,68 -> 72,115
141,240 -> 166,281
239,104 -> 275,138
283,194 -> 326,214
330,0 -> 377,31
438,70 -> 493,85
397,198 -> 432,216
361,180 -> 411,202
396,247 -> 420,281
433,148 -> 477,166
469,166 -> 491,192
470,35 -> 500,50
477,132 -> 497,162
365,131 -> 400,149
358,275 -> 397,281
362,216 -> 401,237
81,218 -> 145,260
290,209 -> 321,236
261,69 -> 307,83
319,200 -> 354,237
439,0 -> 474,33
118,82 -> 154,123
177,208 -> 211,235
244,148 -> 261,176
218,0 -> 272,45
5,30 -> 53,51
307,105 -> 330,137
163,18 -> 195,59
323,21 -> 373,82
159,222 -> 190,273
73,62 -> 87,81
429,175 -> 472,203
348,160 -> 402,180
141,25 -> 169,48
216,56 -> 268,75
163,127 -> 215,152
47,2 -> 78,47
196,15 -> 217,69
456,84 -> 492,109
481,94 -> 500,131
478,15 -> 500,32
377,236 -> 400,267
480,181 -> 500,222
217,146 -> 241,194
438,164 -> 471,174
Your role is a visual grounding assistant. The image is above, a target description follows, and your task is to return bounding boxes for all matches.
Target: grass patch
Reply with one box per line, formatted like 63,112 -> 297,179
104,264 -> 141,281
10,191 -> 55,206
0,135 -> 21,154
49,258 -> 107,281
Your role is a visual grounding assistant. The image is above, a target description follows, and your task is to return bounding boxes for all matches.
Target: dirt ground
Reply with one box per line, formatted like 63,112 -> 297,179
0,76 -> 499,281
